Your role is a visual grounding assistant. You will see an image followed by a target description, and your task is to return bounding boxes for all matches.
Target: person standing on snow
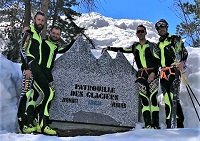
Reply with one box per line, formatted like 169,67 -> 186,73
103,25 -> 160,129
155,19 -> 188,128
33,25 -> 79,135
18,11 -> 46,134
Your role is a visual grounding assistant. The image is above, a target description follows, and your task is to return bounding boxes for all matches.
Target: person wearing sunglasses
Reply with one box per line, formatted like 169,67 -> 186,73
155,19 -> 188,128
103,25 -> 160,129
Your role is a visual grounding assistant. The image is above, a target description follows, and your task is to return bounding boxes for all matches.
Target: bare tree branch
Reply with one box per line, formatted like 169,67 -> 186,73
77,0 -> 106,12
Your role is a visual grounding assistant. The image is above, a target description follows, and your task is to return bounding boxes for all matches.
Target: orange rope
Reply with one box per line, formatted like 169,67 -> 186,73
160,67 -> 175,80
138,68 -> 153,78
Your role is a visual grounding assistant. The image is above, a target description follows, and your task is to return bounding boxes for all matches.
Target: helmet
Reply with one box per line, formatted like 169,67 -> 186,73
155,19 -> 168,30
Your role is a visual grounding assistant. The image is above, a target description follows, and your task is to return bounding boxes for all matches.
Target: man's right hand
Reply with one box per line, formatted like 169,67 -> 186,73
73,33 -> 81,40
101,46 -> 110,54
25,69 -> 32,78
22,26 -> 30,33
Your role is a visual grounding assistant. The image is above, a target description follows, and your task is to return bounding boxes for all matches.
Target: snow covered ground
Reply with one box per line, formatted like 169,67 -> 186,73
0,12 -> 200,141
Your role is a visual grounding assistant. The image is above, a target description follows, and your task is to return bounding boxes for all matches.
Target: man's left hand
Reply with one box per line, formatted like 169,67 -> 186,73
147,72 -> 155,83
177,61 -> 184,71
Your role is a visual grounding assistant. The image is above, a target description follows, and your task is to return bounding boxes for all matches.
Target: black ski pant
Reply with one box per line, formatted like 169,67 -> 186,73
137,76 -> 159,127
29,62 -> 54,125
160,68 -> 184,128
17,70 -> 34,127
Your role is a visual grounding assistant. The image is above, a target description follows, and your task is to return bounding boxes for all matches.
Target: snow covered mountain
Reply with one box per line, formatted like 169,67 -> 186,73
75,12 -> 159,48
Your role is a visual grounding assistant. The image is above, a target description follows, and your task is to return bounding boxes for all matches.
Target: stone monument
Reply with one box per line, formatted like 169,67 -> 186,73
50,36 -> 139,127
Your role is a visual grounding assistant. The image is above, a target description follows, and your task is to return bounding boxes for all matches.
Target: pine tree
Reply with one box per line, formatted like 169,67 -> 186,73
0,1 -> 24,62
47,0 -> 84,43
174,0 -> 199,47
0,0 -> 98,62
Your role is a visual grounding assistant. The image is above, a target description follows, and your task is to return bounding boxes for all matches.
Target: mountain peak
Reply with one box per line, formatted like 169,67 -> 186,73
75,12 -> 159,49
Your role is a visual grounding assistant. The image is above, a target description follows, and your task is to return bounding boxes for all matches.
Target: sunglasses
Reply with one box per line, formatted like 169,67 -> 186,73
156,26 -> 166,30
156,22 -> 167,30
136,30 -> 145,34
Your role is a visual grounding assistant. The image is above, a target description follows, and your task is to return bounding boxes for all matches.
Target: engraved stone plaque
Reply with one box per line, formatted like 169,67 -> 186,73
50,36 -> 139,127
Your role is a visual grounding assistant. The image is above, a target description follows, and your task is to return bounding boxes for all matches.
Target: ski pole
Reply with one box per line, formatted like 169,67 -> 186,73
184,84 -> 200,121
181,71 -> 200,106
180,71 -> 200,122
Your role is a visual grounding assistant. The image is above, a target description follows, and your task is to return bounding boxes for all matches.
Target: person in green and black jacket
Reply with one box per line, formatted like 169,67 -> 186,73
20,24 -> 79,135
33,26 -> 79,135
155,19 -> 188,128
103,25 -> 160,129
18,11 -> 46,134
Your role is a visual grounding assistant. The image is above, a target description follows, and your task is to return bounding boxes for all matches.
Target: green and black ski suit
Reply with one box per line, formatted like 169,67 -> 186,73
18,24 -> 43,129
32,36 -> 75,123
107,40 -> 160,128
27,35 -> 75,128
157,33 -> 188,128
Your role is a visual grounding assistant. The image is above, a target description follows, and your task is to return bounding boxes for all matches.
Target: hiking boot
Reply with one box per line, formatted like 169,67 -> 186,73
177,118 -> 184,128
152,125 -> 161,129
22,124 -> 36,133
152,122 -> 160,129
43,126 -> 57,135
19,115 -> 38,134
143,125 -> 152,129
38,116 -> 57,135
166,119 -> 171,128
